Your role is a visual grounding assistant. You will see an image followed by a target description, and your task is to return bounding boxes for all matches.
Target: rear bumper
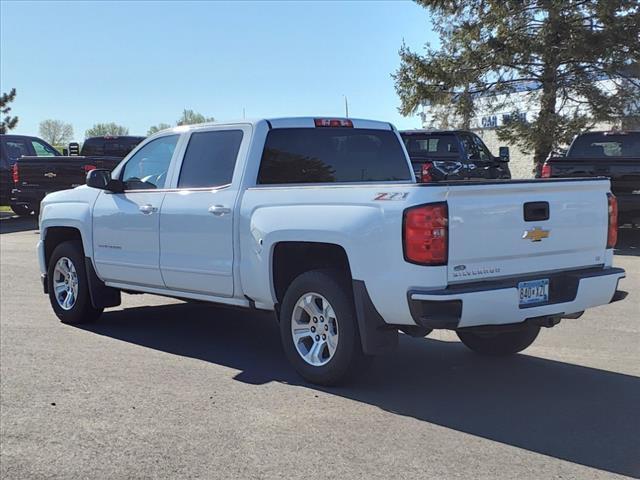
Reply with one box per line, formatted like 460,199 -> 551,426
408,267 -> 626,329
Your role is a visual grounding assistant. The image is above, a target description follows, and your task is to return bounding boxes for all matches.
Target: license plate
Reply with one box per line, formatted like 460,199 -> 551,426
518,279 -> 549,306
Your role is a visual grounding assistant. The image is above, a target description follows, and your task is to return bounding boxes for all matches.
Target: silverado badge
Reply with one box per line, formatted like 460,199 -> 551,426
523,227 -> 550,242
44,172 -> 57,178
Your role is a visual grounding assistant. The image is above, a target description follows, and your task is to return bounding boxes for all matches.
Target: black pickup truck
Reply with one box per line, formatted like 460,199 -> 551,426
400,130 -> 511,182
1,134 -> 61,215
542,131 -> 640,226
11,135 -> 144,214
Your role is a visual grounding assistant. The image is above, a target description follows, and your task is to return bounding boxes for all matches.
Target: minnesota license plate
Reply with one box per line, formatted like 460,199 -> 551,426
518,279 -> 549,306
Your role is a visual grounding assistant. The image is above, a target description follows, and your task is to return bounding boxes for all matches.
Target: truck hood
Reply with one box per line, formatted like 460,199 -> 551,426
41,185 -> 100,209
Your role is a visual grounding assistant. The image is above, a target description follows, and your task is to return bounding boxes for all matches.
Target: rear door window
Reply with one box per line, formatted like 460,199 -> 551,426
258,128 -> 411,184
178,130 -> 244,188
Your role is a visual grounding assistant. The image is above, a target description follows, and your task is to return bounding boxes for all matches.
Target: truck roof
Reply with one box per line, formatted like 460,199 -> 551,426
399,129 -> 471,135
154,117 -> 395,136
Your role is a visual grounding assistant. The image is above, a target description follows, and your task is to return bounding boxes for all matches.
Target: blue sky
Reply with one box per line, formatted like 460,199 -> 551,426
0,0 -> 434,139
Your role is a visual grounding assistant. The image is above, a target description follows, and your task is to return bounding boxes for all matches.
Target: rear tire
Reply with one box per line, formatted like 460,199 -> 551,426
279,269 -> 368,386
10,203 -> 33,216
47,240 -> 103,324
457,323 -> 540,356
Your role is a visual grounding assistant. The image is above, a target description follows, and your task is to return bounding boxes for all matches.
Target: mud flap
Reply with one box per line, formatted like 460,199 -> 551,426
352,280 -> 398,355
84,257 -> 121,309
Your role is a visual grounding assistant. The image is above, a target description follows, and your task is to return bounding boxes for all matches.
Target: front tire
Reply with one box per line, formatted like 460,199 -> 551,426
47,240 -> 103,324
279,269 -> 367,386
457,323 -> 540,356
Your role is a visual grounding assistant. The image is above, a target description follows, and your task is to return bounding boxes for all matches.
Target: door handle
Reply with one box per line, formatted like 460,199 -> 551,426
208,205 -> 231,216
139,204 -> 157,214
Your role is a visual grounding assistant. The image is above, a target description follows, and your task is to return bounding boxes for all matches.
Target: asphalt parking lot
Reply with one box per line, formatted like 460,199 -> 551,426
1,215 -> 638,480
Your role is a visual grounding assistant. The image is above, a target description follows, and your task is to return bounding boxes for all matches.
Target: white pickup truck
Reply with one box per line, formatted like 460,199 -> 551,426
38,117 -> 627,385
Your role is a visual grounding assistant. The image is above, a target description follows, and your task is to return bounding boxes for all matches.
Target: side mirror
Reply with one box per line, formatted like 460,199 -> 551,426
86,169 -> 124,193
498,146 -> 510,162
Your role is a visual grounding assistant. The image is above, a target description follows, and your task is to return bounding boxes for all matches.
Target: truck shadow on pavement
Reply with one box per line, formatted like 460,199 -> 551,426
80,302 -> 640,479
616,227 -> 639,256
0,214 -> 38,234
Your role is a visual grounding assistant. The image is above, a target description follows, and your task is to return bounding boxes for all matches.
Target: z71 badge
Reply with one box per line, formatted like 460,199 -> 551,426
373,192 -> 409,201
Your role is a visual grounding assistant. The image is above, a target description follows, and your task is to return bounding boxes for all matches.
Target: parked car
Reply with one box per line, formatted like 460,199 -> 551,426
541,130 -> 640,226
400,130 -> 511,182
37,117 -> 626,385
11,135 -> 144,214
0,134 -> 60,215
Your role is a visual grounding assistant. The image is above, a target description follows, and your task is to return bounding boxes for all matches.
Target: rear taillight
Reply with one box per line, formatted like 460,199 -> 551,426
541,162 -> 552,178
83,164 -> 97,173
403,202 -> 448,265
11,163 -> 19,184
314,118 -> 353,128
420,162 -> 434,183
607,193 -> 618,248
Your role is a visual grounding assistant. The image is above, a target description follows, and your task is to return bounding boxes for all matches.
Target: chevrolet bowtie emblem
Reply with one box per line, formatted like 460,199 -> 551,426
523,227 -> 550,242
44,172 -> 57,178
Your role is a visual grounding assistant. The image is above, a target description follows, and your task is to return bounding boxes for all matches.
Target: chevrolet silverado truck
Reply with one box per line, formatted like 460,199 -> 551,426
400,130 -> 511,182
541,130 -> 640,226
37,117 -> 627,385
11,135 -> 144,214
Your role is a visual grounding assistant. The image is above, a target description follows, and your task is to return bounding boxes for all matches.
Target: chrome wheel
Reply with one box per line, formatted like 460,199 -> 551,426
291,292 -> 339,367
53,257 -> 79,311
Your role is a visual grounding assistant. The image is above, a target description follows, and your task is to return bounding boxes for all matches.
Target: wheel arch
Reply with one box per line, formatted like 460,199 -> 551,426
271,241 -> 397,355
271,241 -> 353,306
43,226 -> 84,270
42,225 -> 121,309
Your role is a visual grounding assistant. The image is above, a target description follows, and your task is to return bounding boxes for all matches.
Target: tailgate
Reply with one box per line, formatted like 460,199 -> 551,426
17,157 -> 93,190
445,179 -> 610,283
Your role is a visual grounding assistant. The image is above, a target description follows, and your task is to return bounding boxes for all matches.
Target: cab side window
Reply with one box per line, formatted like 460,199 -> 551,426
472,134 -> 492,162
178,130 -> 243,188
31,140 -> 59,157
121,135 -> 179,190
460,133 -> 490,162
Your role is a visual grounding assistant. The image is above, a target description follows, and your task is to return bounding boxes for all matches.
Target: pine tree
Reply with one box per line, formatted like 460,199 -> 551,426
395,1 -> 640,175
0,88 -> 18,134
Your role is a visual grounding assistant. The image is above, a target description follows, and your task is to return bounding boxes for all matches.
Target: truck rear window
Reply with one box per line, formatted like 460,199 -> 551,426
82,137 -> 144,157
402,133 -> 459,157
569,133 -> 640,158
257,128 -> 412,184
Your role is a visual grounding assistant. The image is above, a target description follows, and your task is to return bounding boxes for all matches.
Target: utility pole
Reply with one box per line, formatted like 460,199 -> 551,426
344,95 -> 349,118
242,108 -> 246,120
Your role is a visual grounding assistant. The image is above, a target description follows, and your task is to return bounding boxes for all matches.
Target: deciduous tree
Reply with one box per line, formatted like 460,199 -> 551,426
147,123 -> 172,135
85,122 -> 129,138
39,119 -> 74,146
176,109 -> 214,126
